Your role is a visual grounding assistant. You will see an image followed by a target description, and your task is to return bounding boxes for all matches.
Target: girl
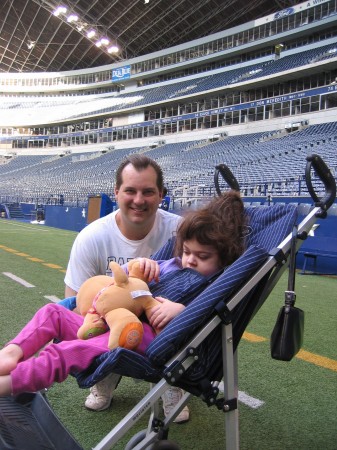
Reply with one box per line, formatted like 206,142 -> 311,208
0,190 -> 246,397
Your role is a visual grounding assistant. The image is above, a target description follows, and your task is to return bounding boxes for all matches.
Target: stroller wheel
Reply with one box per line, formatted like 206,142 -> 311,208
125,429 -> 148,450
125,428 -> 168,450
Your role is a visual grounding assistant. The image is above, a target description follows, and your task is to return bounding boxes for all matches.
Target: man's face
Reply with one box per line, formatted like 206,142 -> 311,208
114,164 -> 162,231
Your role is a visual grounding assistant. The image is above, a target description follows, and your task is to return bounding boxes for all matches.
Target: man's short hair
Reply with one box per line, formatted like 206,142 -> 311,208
115,154 -> 164,192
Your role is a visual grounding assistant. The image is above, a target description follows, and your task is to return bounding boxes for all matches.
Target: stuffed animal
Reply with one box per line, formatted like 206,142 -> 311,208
76,259 -> 159,350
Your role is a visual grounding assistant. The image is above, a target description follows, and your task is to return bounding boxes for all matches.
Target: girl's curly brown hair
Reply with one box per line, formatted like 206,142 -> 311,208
174,190 -> 247,267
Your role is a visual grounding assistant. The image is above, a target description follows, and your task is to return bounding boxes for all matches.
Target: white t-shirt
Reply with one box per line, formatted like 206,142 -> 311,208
64,208 -> 181,293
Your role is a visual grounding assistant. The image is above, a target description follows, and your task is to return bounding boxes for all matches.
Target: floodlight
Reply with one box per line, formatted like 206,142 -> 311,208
87,29 -> 96,38
50,7 -> 116,58
108,45 -> 119,53
53,6 -> 67,16
67,14 -> 79,23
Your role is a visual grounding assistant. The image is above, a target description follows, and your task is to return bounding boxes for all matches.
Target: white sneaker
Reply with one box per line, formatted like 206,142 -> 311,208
85,373 -> 121,411
162,387 -> 190,423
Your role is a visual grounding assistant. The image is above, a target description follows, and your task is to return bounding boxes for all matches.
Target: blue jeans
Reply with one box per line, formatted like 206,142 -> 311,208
58,296 -> 77,310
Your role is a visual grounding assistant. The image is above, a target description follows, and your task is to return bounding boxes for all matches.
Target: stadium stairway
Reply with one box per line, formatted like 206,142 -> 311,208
6,203 -> 25,220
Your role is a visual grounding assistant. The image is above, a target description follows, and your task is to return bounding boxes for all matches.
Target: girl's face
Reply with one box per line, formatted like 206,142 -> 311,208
181,238 -> 222,277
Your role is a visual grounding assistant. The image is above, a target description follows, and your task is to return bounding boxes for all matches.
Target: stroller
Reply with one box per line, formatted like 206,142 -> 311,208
0,154 -> 335,450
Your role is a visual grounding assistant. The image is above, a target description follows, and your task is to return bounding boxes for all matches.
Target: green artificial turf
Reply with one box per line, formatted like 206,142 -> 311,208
0,219 -> 336,450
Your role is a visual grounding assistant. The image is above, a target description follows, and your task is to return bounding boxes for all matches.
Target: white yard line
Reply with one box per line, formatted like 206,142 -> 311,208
238,391 -> 265,409
44,295 -> 62,303
2,272 -> 35,288
2,273 -> 61,302
218,381 -> 264,409
0,226 -> 49,233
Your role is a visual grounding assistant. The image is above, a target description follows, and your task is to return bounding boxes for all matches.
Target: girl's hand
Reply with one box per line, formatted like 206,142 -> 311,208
137,258 -> 160,283
149,296 -> 185,331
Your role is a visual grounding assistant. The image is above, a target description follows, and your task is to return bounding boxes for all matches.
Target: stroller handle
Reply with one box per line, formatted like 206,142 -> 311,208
214,164 -> 240,196
305,154 -> 336,210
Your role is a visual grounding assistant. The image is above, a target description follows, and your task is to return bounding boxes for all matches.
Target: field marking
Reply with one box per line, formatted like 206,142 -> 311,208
2,273 -> 61,302
43,263 -> 64,269
297,349 -> 337,372
1,247 -> 17,253
0,221 -> 72,237
243,331 -> 267,342
238,391 -> 265,409
2,272 -> 35,288
0,222 -> 49,232
218,382 -> 264,409
0,244 -> 66,273
44,295 -> 62,303
243,331 -> 337,372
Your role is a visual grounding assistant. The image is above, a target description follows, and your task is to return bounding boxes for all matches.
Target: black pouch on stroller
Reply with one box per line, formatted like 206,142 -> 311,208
270,301 -> 304,361
271,224 -> 304,362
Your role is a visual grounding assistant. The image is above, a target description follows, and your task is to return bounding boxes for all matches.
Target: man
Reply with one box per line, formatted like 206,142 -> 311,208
62,154 -> 189,423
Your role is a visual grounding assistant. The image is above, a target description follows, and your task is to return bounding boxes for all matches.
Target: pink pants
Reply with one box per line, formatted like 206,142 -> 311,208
8,303 -> 156,395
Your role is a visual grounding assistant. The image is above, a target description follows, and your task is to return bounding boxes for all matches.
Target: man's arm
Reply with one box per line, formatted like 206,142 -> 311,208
64,227 -> 98,299
65,284 -> 77,298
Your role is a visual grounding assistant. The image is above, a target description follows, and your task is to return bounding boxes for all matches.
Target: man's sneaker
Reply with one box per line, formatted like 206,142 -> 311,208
85,373 -> 121,411
162,387 -> 190,423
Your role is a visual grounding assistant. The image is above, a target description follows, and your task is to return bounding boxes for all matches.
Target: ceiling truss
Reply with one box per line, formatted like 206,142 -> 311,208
0,0 -> 304,73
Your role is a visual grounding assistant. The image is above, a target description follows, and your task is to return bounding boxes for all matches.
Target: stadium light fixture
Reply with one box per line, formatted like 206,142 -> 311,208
67,14 -> 79,23
95,37 -> 110,48
51,5 -> 120,56
100,38 -> 110,46
53,6 -> 67,16
108,44 -> 119,53
86,29 -> 96,38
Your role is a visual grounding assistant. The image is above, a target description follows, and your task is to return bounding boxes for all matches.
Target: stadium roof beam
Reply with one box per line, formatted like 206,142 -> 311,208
0,0 -> 307,73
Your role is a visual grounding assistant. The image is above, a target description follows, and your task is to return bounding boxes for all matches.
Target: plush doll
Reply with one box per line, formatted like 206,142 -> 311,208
76,259 -> 159,350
